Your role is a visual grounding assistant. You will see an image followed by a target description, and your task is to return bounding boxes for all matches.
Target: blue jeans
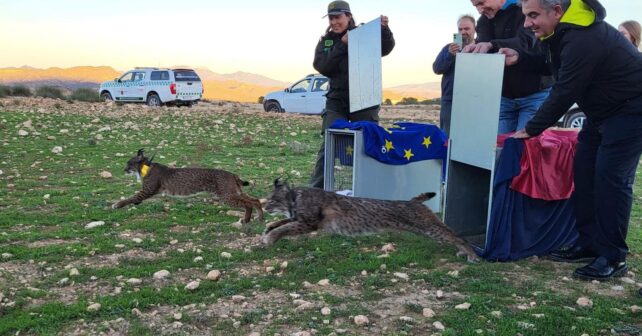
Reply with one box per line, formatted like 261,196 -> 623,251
498,88 -> 551,134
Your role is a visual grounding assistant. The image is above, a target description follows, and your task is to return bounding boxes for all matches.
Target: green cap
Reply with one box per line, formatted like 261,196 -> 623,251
324,0 -> 351,18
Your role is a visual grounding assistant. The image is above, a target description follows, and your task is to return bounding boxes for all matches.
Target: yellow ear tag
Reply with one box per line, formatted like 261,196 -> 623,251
141,164 -> 150,178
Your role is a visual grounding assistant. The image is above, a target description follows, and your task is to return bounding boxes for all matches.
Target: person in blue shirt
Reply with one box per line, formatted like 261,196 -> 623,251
432,15 -> 476,136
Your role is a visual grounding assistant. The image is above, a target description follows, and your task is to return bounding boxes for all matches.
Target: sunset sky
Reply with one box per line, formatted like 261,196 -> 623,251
1,0 -> 639,87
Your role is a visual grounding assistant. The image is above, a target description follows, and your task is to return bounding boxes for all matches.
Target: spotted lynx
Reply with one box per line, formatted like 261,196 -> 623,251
112,149 -> 263,223
262,179 -> 479,262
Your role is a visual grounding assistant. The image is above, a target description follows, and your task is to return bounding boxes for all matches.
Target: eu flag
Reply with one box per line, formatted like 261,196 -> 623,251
329,120 -> 447,165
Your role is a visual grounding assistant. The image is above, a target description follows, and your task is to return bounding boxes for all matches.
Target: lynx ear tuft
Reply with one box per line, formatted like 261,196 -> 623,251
274,177 -> 286,188
137,148 -> 145,157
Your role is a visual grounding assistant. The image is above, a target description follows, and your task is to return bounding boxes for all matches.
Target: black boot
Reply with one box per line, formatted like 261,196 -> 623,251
573,256 -> 628,281
548,245 -> 597,263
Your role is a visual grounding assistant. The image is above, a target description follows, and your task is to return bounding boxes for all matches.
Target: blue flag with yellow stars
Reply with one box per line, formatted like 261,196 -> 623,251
329,120 -> 448,165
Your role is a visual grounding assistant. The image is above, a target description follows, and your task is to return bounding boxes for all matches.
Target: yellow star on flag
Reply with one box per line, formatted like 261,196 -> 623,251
385,139 -> 394,152
422,136 -> 432,149
404,149 -> 414,161
345,145 -> 353,156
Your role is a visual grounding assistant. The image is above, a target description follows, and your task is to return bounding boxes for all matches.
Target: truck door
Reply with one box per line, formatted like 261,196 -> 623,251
113,72 -> 134,101
306,77 -> 329,114
129,71 -> 147,102
282,78 -> 311,113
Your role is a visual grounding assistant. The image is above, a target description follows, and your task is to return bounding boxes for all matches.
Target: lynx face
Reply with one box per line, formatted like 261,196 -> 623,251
265,180 -> 294,218
123,153 -> 144,175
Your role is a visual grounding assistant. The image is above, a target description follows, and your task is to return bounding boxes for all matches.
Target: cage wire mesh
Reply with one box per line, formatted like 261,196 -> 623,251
330,133 -> 355,193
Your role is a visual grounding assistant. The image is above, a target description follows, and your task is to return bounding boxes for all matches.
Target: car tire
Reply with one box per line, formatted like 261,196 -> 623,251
265,101 -> 283,113
563,109 -> 586,129
146,93 -> 162,107
100,92 -> 113,101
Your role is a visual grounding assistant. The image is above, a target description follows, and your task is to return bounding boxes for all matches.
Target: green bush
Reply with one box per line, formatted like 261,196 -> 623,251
69,88 -> 100,102
0,85 -> 11,98
11,85 -> 32,97
396,97 -> 419,105
35,86 -> 65,99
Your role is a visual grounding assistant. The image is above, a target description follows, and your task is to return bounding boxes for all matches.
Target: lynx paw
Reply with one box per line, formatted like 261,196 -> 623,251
112,203 -> 121,209
260,234 -> 274,246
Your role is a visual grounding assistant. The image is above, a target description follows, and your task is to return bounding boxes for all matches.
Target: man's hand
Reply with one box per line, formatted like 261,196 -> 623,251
463,42 -> 493,53
341,32 -> 348,45
448,43 -> 459,56
380,15 -> 389,27
498,48 -> 519,66
511,129 -> 532,139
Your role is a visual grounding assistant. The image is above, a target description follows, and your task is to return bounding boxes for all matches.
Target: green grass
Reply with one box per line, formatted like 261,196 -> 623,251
0,100 -> 640,335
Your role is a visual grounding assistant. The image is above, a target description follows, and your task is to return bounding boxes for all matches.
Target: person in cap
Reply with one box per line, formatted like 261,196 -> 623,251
500,0 -> 642,281
308,0 -> 395,189
618,20 -> 641,49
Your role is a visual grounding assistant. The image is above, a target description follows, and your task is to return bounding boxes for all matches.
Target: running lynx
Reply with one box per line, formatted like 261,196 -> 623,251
112,149 -> 263,223
262,179 -> 479,262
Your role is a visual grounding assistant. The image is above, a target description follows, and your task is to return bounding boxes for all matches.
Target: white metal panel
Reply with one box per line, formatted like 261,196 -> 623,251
348,17 -> 382,113
449,53 -> 504,170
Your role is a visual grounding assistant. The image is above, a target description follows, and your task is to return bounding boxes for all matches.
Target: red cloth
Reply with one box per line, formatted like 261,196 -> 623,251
497,129 -> 579,201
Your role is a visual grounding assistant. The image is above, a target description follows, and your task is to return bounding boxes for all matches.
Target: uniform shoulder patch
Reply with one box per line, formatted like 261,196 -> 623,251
324,40 -> 334,47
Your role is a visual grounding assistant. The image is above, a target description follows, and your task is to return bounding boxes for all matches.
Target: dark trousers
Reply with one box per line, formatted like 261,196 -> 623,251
574,112 -> 642,262
439,99 -> 452,137
309,97 -> 380,188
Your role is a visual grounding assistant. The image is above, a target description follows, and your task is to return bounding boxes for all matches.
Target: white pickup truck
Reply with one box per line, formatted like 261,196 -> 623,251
99,68 -> 203,107
263,74 -> 329,114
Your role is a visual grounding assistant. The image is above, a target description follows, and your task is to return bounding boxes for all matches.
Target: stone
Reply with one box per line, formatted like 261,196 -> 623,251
576,297 -> 593,308
185,281 -> 200,291
423,308 -> 436,318
87,303 -> 101,312
455,302 -> 471,310
433,321 -> 445,331
127,278 -> 143,285
99,171 -> 112,178
354,315 -> 369,326
318,279 -> 330,286
394,272 -> 409,280
85,221 -> 105,229
52,146 -> 63,154
207,270 -> 222,281
153,270 -> 170,280
321,307 -> 331,316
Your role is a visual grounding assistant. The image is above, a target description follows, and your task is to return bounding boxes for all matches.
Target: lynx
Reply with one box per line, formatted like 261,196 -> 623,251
112,149 -> 263,223
262,179 -> 479,262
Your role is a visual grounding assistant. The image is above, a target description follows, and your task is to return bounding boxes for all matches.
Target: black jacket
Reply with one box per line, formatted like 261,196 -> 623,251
476,3 -> 553,98
313,24 -> 395,103
518,0 -> 642,136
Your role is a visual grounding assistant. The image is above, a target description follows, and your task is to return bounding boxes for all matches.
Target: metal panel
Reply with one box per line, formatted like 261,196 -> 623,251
324,129 -> 443,212
348,17 -> 382,113
449,53 -> 504,170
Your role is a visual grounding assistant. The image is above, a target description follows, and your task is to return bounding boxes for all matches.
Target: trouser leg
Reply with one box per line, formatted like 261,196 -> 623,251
589,114 -> 642,261
516,88 -> 550,130
498,97 -> 518,134
439,100 -> 452,137
573,120 -> 600,250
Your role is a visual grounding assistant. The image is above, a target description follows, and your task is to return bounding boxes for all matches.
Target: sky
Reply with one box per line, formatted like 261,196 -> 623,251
0,0 -> 640,87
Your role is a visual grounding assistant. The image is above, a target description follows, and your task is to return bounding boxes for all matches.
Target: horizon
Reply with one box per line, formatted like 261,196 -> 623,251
1,1 -> 639,87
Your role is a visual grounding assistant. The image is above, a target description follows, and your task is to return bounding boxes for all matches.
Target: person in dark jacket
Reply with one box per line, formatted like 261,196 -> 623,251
465,0 -> 553,134
501,0 -> 642,281
308,0 -> 395,189
619,20 -> 641,48
432,15 -> 476,136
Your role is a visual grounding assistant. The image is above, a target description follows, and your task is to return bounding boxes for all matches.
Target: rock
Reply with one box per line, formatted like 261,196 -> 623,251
423,308 -> 436,318
436,290 -> 444,299
447,270 -> 459,277
185,280 -> 200,291
58,277 -> 69,285
266,266 -> 275,273
153,270 -> 170,280
127,278 -> 143,285
99,171 -> 112,178
1,253 -> 13,260
455,302 -> 471,310
576,297 -> 593,308
193,256 -> 204,262
400,316 -> 415,323
518,322 -> 535,329
611,285 -> 625,291
170,239 -> 178,245
18,130 -> 29,136
132,238 -> 143,244
87,303 -> 101,312
394,272 -> 409,280
491,311 -> 502,318
52,146 -> 63,154
381,243 -> 396,253
433,321 -> 445,331
22,120 -> 33,128
173,313 -> 182,320
630,305 -> 641,313
206,270 -> 221,281
361,270 -> 368,276
354,315 -> 369,326
220,252 -> 232,259
620,277 -> 636,285
232,295 -> 246,302
85,221 -> 105,229
321,307 -> 331,316
132,308 -> 143,317
69,268 -> 80,276
280,261 -> 288,270
289,293 -> 301,299
318,279 -> 330,286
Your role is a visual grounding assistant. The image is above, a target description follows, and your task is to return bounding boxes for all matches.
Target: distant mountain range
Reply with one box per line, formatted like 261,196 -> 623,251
0,66 -> 440,102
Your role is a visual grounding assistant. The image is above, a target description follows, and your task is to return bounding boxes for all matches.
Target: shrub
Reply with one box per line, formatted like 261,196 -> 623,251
396,97 -> 418,105
257,96 -> 264,104
0,85 -> 11,98
11,85 -> 32,97
35,86 -> 65,99
383,98 -> 392,106
69,88 -> 100,102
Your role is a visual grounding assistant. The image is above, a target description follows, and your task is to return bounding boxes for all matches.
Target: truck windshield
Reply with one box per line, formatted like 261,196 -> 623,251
174,70 -> 201,82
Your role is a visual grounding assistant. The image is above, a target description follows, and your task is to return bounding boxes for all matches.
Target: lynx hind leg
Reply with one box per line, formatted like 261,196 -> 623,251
261,221 -> 316,246
455,244 -> 481,263
263,218 -> 295,235
222,194 -> 262,223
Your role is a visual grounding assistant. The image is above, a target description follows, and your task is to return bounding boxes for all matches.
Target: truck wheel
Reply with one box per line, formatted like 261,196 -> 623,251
146,93 -> 162,107
101,92 -> 113,101
563,109 -> 586,129
265,101 -> 283,113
